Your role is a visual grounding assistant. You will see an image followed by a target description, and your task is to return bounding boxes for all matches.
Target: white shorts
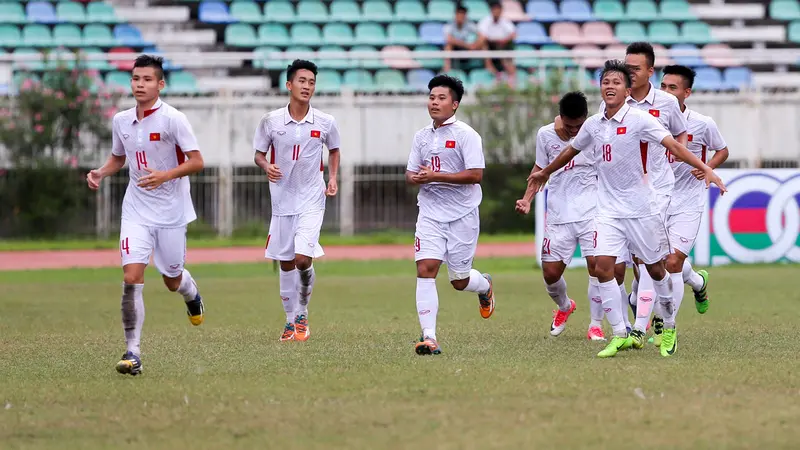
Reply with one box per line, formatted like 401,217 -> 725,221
541,218 -> 596,265
265,210 -> 326,261
119,221 -> 187,278
666,211 -> 702,256
414,208 -> 479,281
657,194 -> 671,223
615,250 -> 633,267
595,215 -> 670,265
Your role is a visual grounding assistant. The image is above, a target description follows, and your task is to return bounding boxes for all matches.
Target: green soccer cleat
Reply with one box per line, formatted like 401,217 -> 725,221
694,270 -> 710,314
660,328 -> 677,357
629,329 -> 646,349
597,335 -> 632,358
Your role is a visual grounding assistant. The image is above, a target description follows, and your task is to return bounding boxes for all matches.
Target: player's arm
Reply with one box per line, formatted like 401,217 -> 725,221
693,118 -> 729,179
516,131 -> 549,214
405,135 -> 424,185
660,136 -> 725,193
87,119 -> 126,190
668,96 -> 688,146
325,119 -> 342,196
428,168 -> 483,184
252,118 -> 282,183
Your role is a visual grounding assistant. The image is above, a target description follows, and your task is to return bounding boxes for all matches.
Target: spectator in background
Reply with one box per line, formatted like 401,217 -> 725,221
443,5 -> 479,72
477,1 -> 517,84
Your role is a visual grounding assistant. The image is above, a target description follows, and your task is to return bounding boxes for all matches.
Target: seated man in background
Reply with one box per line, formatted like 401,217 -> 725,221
476,1 -> 517,84
443,5 -> 479,73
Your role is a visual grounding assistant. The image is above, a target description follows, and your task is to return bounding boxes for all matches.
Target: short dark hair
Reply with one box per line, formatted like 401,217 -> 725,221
489,0 -> 502,9
456,5 -> 468,13
662,64 -> 696,89
133,54 -> 164,80
559,91 -> 588,120
287,59 -> 318,82
626,41 -> 655,68
600,59 -> 633,88
428,74 -> 465,103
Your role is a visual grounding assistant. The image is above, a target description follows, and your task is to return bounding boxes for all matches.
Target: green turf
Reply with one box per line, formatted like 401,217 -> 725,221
1,260 -> 798,449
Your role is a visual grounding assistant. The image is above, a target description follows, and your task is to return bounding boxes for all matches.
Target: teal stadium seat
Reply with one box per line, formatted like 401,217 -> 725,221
463,0 -> 490,21
593,0 -> 625,21
469,68 -> 496,90
56,2 -> 87,23
105,71 -> 130,90
771,1 -> 800,20
375,69 -> 407,92
290,23 -> 322,46
660,0 -> 696,21
362,1 -> 393,21
229,1 -> 263,23
322,23 -> 354,46
12,48 -> 45,71
394,0 -> 427,22
83,24 -> 117,46
225,23 -> 258,47
540,44 -> 577,67
625,0 -> 659,21
514,44 -> 539,69
253,46 -> 285,69
168,71 -> 200,94
46,48 -> 77,70
54,24 -> 84,47
315,69 -> 343,94
342,69 -> 376,92
615,21 -> 647,43
413,44 -> 444,70
0,3 -> 26,24
682,21 -> 714,44
330,1 -> 361,22
427,1 -> 455,21
316,45 -> 351,70
349,45 -> 386,69
284,45 -> 314,65
355,22 -> 387,46
86,2 -> 121,23
442,68 -> 467,82
258,23 -> 290,46
297,1 -> 328,23
81,47 -> 113,70
264,1 -> 295,23
387,22 -> 419,45
0,25 -> 21,47
23,24 -> 53,47
648,21 -> 681,45
789,21 -> 800,43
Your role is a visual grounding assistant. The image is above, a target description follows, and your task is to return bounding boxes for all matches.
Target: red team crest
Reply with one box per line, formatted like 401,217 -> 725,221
445,140 -> 456,148
310,130 -> 321,138
149,132 -> 160,141
616,127 -> 627,135
687,134 -> 694,142
649,109 -> 660,118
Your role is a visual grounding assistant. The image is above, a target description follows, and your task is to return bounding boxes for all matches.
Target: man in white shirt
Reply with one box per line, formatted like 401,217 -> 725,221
528,60 -> 726,358
406,75 -> 496,356
86,55 -> 205,376
253,60 -> 341,343
515,92 -> 609,342
654,64 -> 729,344
476,1 -> 517,82
443,5 -> 479,72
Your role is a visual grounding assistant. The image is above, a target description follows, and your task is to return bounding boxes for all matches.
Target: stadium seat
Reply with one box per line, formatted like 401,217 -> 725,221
199,2 -> 233,24
648,21 -> 681,45
297,1 -> 329,23
660,0 -> 695,21
114,25 -> 148,47
0,25 -> 21,47
593,0 -> 624,21
322,23 -> 354,46
362,1 -> 393,21
395,0 -> 427,22
603,43 -> 626,59
23,24 -> 53,47
253,46 -> 284,69
463,0 -> 490,20
540,44 -> 577,67
625,0 -> 659,21
582,22 -> 616,45
229,1 -> 263,23
513,44 -> 539,68
412,44 -> 443,70
419,22 -> 445,45
387,22 -> 419,45
314,69 -> 343,93
26,1 -> 59,24
375,69 -> 408,91
614,21 -> 647,43
651,43 -> 674,65
682,22 -> 714,44
342,69 -> 375,92
501,0 -> 529,21
550,22 -> 583,46
330,1 -> 362,22
0,3 -> 26,25
469,68 -> 496,90
407,68 -> 435,91
723,67 -> 752,89
428,1 -> 455,21
83,24 -> 117,46
264,1 -> 295,23
789,21 -> 800,43
770,0 -> 800,20
355,22 -> 387,46
382,45 -> 419,69
12,48 -> 45,71
515,22 -> 551,44
526,1 -> 562,22
284,45 -> 314,67
258,23 -> 290,46
572,44 -> 605,68
53,24 -> 84,47
86,2 -> 121,24
316,45 -> 351,70
141,47 -> 181,70
670,43 -> 704,66
168,71 -> 200,94
108,46 -> 135,71
443,69 -> 468,85
105,70 -> 130,90
693,67 -> 723,90
227,23 -> 259,47
81,47 -> 113,70
349,45 -> 386,69
45,48 -> 77,70
560,0 -> 594,21
702,43 -> 740,67
289,23 -> 322,46
57,2 -> 87,24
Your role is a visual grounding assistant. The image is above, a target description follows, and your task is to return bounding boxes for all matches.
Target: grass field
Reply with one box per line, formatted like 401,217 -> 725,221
1,258 -> 799,449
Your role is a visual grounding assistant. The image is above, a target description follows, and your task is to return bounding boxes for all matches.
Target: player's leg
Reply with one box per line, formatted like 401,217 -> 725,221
614,259 -> 631,332
445,209 -> 494,319
155,226 -> 204,326
292,209 -> 326,342
414,216 -> 447,355
585,256 -> 606,341
266,215 -> 301,341
684,259 -> 709,313
593,217 -> 634,358
540,221 -> 579,336
116,222 -> 153,376
669,211 -> 709,313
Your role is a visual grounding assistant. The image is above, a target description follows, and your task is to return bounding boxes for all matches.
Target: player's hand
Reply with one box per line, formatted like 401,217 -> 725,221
86,169 -> 103,191
704,169 -> 727,195
137,167 -> 171,191
326,178 -> 338,196
554,116 -> 569,141
266,164 -> 282,183
515,199 -> 531,215
526,171 -> 550,192
691,168 -> 706,180
411,165 -> 437,184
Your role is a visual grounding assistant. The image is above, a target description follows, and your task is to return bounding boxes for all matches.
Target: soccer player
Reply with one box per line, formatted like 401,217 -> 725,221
253,60 -> 340,342
86,55 -> 205,376
406,74 -> 496,355
528,60 -> 726,358
656,64 -> 729,342
515,92 -> 607,341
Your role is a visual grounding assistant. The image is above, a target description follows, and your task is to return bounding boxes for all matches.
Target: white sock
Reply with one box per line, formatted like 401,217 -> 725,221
668,272 -> 684,328
177,269 -> 198,302
631,277 -> 639,298
121,283 -> 145,356
297,265 -> 315,316
619,282 -> 631,329
599,280 -> 627,337
280,268 -> 299,323
653,273 -> 675,327
546,277 -> 571,312
632,264 -> 655,331
588,276 -> 603,327
416,278 -> 439,340
682,259 -> 705,291
463,269 -> 490,294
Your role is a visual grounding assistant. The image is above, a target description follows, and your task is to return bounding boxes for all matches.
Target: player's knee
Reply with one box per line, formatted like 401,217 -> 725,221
665,255 -> 683,273
645,262 -> 667,280
162,275 -> 181,292
294,255 -> 312,271
279,260 -> 296,272
593,257 -> 616,282
416,260 -> 439,278
122,264 -> 145,285
450,278 -> 469,291
614,264 -> 626,284
542,267 -> 561,285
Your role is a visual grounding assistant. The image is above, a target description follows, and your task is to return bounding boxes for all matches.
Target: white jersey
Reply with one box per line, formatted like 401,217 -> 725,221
535,123 -> 597,224
599,83 -> 686,197
253,105 -> 341,216
572,104 -> 671,219
111,98 -> 199,228
667,108 -> 727,215
407,115 -> 485,223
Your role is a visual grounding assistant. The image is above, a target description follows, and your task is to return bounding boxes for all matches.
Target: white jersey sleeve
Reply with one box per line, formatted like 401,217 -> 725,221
326,118 -> 341,150
406,133 -> 423,172
253,115 -> 272,153
535,128 -> 549,168
462,128 -> 485,170
111,116 -> 125,156
704,117 -> 727,151
641,113 -> 672,146
571,120 -> 595,153
171,112 -> 200,152
665,95 -> 688,136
